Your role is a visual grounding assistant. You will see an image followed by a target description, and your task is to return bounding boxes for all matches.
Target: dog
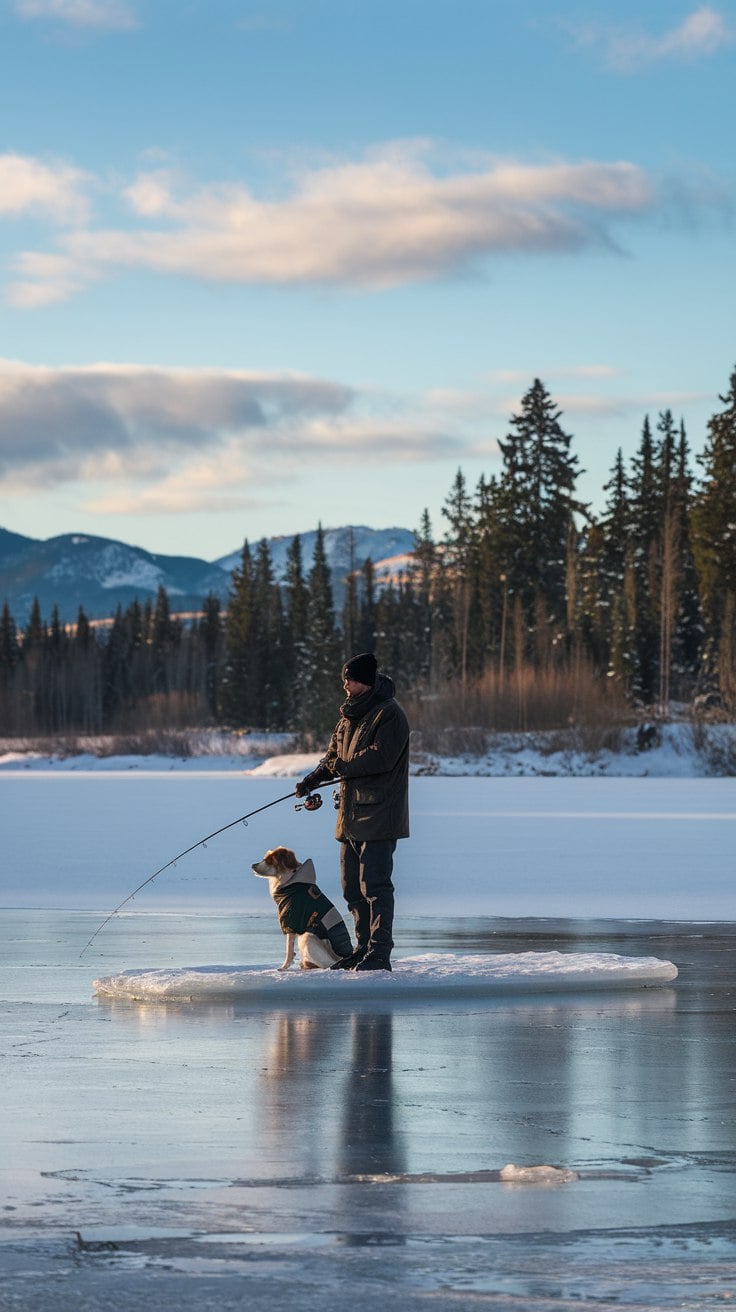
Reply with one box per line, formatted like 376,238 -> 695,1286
252,846 -> 353,970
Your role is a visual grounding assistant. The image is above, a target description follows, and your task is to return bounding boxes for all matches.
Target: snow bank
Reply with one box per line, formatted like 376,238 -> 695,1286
93,951 -> 678,1003
4,721 -> 735,776
410,722 -> 736,779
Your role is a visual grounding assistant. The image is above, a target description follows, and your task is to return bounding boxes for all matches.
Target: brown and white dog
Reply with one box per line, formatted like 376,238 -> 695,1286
252,846 -> 353,970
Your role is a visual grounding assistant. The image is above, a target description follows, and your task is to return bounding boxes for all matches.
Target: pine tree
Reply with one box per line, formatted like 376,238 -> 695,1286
0,602 -> 20,677
24,597 -> 46,661
341,528 -> 359,656
671,421 -> 702,688
576,518 -> 608,673
580,451 -> 629,681
301,524 -> 341,735
70,606 -> 102,732
282,534 -> 310,728
152,586 -> 177,694
472,475 -> 507,673
74,606 -> 93,652
0,602 -> 21,733
628,416 -> 660,700
410,509 -> 436,683
496,379 -> 584,634
220,540 -> 256,726
441,469 -> 477,685
596,450 -> 628,686
199,593 -> 223,720
102,606 -> 130,728
692,366 -> 736,692
356,557 -> 378,655
251,538 -> 286,728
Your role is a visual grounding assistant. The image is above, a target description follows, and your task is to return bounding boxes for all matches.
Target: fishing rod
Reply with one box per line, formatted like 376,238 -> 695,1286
79,783 -> 329,958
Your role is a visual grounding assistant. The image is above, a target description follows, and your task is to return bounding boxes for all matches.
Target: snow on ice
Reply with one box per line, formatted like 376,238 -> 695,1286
93,951 -> 678,1002
3,721 -> 736,777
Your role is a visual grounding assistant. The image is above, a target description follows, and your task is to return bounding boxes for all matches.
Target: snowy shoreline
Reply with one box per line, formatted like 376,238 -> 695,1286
2,721 -> 735,777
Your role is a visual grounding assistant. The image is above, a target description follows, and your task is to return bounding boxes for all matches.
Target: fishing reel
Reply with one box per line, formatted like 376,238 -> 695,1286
295,791 -> 323,812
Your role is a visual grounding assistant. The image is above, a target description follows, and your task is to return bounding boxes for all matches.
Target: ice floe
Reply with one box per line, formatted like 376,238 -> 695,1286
94,950 -> 678,1003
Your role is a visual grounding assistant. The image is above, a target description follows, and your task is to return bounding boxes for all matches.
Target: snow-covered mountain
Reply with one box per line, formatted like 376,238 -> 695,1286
0,524 -> 416,623
0,529 -> 230,624
217,525 -> 415,593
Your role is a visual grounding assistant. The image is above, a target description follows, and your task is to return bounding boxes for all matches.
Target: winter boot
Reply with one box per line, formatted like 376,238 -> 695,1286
330,946 -> 368,971
354,951 -> 392,973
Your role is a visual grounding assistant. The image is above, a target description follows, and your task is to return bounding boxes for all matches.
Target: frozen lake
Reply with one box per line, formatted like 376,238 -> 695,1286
1,774 -> 735,1308
2,771 -> 736,918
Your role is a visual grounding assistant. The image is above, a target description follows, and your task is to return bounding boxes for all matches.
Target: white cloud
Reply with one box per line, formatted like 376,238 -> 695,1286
421,375 -> 711,432
568,6 -> 731,72
15,0 -> 138,30
0,360 -> 465,515
8,144 -> 659,306
658,6 -> 729,57
487,364 -> 622,386
0,153 -> 90,225
0,360 -> 352,482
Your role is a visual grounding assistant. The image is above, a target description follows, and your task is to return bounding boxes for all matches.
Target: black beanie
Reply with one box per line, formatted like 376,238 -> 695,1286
343,652 -> 378,686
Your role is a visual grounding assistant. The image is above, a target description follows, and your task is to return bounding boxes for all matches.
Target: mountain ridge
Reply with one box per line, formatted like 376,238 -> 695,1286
0,524 -> 416,624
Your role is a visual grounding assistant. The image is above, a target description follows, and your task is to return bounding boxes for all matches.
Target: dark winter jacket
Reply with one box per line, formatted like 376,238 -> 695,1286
271,859 -> 352,958
306,674 -> 410,842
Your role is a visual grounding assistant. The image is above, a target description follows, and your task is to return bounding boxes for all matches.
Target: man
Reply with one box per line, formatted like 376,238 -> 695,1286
295,652 -> 410,972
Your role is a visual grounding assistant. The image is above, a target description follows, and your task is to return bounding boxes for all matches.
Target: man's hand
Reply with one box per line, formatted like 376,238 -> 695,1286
295,774 -> 316,798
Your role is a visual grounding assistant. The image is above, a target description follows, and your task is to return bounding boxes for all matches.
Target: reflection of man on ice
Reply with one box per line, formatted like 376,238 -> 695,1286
295,652 -> 410,972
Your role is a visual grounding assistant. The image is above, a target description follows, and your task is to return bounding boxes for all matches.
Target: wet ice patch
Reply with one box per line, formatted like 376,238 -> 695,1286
500,1163 -> 579,1185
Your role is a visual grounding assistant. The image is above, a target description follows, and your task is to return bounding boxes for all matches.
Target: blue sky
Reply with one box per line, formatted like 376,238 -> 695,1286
0,0 -> 734,561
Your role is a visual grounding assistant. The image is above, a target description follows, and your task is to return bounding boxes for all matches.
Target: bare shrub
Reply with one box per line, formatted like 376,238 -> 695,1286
0,727 -> 301,760
405,661 -> 630,755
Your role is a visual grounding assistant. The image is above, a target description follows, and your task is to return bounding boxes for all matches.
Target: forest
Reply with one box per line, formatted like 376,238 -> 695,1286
2,366 -> 736,742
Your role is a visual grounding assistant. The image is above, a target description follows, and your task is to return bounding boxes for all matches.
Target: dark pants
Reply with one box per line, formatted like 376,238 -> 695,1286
340,838 -> 396,958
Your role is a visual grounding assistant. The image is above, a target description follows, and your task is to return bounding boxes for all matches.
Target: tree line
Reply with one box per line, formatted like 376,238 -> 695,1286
3,365 -> 736,738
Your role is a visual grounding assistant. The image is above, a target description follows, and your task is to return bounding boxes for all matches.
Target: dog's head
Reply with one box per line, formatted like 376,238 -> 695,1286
252,846 -> 300,887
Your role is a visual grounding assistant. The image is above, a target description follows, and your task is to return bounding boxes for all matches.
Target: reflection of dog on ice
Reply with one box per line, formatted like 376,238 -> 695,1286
252,846 -> 353,970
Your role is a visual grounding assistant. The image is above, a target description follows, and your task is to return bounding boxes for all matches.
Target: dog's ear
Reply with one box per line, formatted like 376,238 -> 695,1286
268,845 -> 297,870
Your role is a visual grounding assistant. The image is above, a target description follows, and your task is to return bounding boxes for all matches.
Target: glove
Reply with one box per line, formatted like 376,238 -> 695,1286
295,772 -> 318,798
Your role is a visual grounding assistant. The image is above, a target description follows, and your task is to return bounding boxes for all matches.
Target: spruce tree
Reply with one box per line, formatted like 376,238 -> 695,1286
441,469 -> 478,684
220,540 -> 256,726
628,416 -> 660,700
70,606 -> 102,732
576,518 -> 609,673
0,602 -> 20,678
24,597 -> 46,662
670,422 -> 702,689
411,509 -> 436,683
496,379 -> 584,634
301,524 -> 341,735
102,606 -> 130,728
152,586 -> 176,694
199,593 -> 223,720
692,366 -> 736,691
0,602 -> 21,733
356,557 -> 378,655
282,534 -> 310,728
341,528 -> 359,657
473,475 -> 509,674
251,538 -> 286,728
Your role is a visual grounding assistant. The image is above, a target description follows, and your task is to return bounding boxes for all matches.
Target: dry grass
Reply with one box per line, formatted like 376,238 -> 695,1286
405,662 -> 631,756
0,728 -> 300,760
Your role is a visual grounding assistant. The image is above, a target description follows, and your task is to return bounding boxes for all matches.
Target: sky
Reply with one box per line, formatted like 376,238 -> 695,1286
0,0 -> 734,563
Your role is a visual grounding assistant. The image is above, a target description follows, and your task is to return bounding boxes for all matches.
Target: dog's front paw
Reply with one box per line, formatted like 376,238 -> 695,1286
278,963 -> 292,972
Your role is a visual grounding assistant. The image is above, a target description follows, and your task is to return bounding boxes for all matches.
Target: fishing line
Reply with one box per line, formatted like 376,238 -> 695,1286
79,783 -> 329,957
